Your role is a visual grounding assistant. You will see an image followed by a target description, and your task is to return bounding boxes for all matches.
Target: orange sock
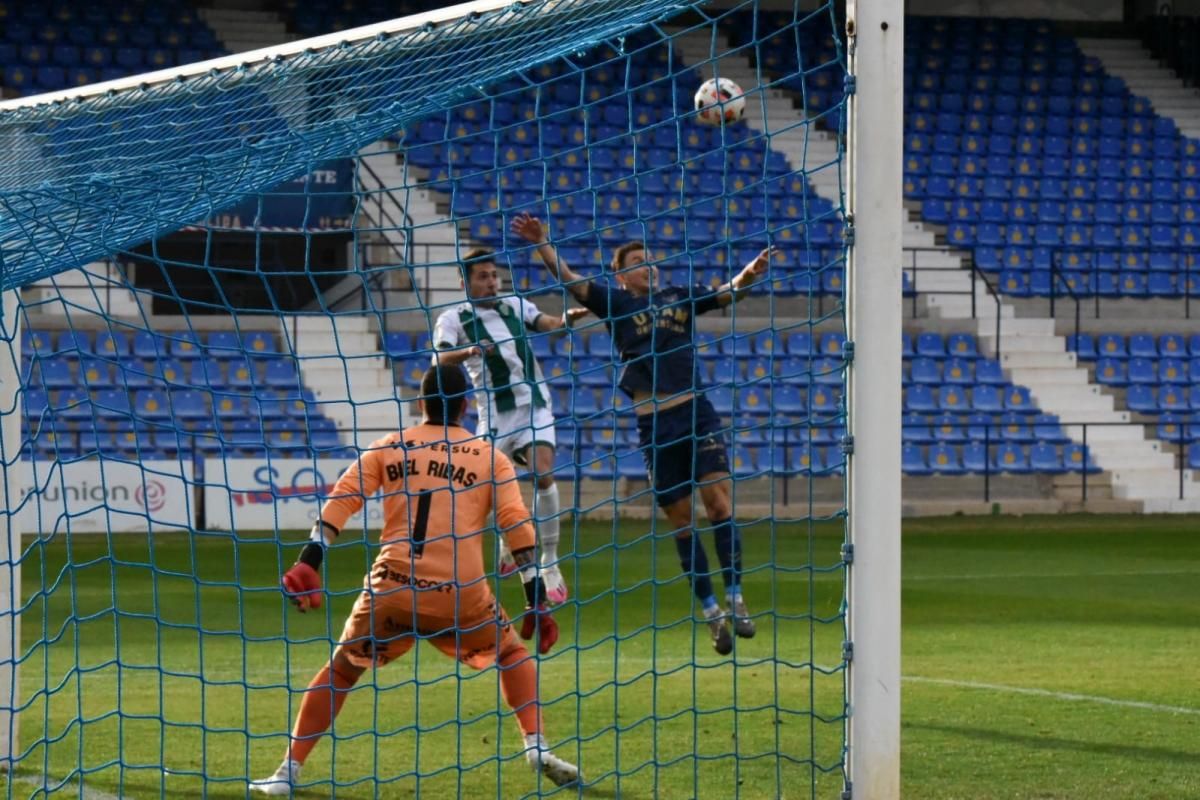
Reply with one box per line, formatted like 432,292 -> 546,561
499,646 -> 542,737
287,663 -> 358,765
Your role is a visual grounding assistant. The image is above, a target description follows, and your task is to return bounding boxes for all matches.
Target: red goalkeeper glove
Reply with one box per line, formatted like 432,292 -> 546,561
519,605 -> 559,655
282,562 -> 322,612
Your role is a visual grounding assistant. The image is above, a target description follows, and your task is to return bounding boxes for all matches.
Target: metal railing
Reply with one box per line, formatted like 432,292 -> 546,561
903,246 -> 1005,357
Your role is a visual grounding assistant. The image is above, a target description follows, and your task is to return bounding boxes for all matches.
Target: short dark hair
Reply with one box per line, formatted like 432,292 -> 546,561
420,364 -> 469,424
611,241 -> 646,271
461,247 -> 496,279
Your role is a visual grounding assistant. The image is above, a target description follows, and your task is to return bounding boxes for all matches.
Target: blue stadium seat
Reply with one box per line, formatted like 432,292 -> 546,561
938,385 -> 968,412
264,359 -> 300,388
578,448 -> 614,480
928,443 -> 965,475
1067,333 -> 1096,360
155,359 -> 187,385
168,332 -> 202,360
133,332 -> 167,359
1029,443 -> 1066,473
1032,414 -> 1069,443
1128,333 -> 1158,358
1064,443 -> 1101,473
910,357 -> 941,385
1094,357 -> 1126,387
206,332 -> 242,358
384,332 -> 412,358
190,359 -> 225,388
1159,385 -> 1188,413
134,390 -> 170,419
1126,385 -> 1158,413
36,359 -> 74,389
79,358 -> 113,389
95,331 -> 130,357
94,389 -> 132,418
999,411 -> 1034,442
1096,333 -> 1127,358
942,358 -> 973,385
915,332 -> 944,359
931,412 -> 967,443
214,394 -> 247,420
243,332 -> 278,356
170,390 -> 209,419
971,384 -> 1003,413
974,359 -> 1005,385
903,412 -> 933,444
1127,358 -> 1158,385
993,443 -> 1031,474
227,358 -> 256,390
945,333 -> 978,359
1160,358 -> 1188,385
902,444 -> 930,475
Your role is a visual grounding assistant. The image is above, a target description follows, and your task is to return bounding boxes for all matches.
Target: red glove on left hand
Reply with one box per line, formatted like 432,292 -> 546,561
281,562 -> 322,612
519,605 -> 559,654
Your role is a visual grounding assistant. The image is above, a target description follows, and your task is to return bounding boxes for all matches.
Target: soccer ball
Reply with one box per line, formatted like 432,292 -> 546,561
694,77 -> 746,126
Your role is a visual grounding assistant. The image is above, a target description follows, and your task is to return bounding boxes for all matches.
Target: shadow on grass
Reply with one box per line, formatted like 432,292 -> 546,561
907,720 -> 1199,763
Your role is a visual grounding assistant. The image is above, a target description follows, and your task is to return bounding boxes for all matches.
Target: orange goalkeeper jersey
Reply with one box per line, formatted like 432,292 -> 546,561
318,422 -> 535,607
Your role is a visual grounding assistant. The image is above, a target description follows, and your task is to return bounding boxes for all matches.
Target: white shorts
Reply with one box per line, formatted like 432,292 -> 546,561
478,404 -> 557,466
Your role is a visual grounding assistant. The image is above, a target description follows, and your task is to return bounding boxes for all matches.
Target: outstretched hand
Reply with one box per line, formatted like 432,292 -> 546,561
742,247 -> 773,280
510,212 -> 546,245
564,307 -> 591,327
282,562 -> 322,613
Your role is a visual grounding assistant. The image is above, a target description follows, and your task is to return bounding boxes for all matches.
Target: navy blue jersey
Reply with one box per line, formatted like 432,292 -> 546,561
579,279 -> 722,398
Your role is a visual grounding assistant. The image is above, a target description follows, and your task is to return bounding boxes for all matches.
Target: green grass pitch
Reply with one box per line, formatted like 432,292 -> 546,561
1,514 -> 1197,799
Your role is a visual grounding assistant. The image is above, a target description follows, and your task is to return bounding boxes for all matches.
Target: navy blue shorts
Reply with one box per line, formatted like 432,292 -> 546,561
636,397 -> 730,507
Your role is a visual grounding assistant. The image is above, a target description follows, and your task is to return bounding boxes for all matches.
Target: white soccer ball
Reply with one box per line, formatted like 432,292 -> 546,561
694,77 -> 746,126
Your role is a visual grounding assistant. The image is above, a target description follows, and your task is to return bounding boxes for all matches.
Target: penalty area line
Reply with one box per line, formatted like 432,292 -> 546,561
904,676 -> 1200,716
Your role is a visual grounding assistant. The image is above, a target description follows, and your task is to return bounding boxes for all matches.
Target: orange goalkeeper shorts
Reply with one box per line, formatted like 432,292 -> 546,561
334,565 -> 525,671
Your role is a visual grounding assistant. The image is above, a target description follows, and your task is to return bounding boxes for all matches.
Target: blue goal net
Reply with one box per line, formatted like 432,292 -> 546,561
0,0 -> 851,796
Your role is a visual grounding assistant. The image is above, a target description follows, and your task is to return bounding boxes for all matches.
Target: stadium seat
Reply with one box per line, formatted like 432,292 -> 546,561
207,332 -> 242,358
94,389 -> 132,418
928,443 -> 965,475
36,359 -> 74,389
903,412 -> 933,444
902,444 -> 931,475
135,390 -> 170,419
168,332 -> 202,360
1126,385 -> 1159,413
1160,359 -> 1188,385
931,412 -> 967,443
1094,358 -> 1127,386
79,358 -> 113,389
971,384 -> 1003,413
170,390 -> 209,419
1029,443 -> 1066,473
243,333 -> 278,355
189,359 -> 225,388
264,359 -> 300,388
961,442 -> 988,473
993,443 -> 1031,473
910,357 -> 941,385
133,332 -> 167,359
95,331 -> 130,357
1064,443 -> 1101,473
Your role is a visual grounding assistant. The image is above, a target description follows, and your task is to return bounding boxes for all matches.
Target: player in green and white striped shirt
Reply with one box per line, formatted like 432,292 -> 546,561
432,248 -> 587,604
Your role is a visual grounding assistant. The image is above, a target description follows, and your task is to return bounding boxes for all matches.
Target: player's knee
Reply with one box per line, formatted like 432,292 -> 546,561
706,497 -> 732,521
535,473 -> 555,491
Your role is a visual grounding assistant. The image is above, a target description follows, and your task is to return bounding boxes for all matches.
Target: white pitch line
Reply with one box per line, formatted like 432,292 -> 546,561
10,774 -> 124,800
905,568 -> 1200,582
904,676 -> 1200,716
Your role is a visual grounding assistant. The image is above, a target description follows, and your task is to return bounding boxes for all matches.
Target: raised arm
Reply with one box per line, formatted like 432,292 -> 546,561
511,212 -> 592,305
534,306 -> 591,334
713,247 -> 772,308
431,342 -> 492,367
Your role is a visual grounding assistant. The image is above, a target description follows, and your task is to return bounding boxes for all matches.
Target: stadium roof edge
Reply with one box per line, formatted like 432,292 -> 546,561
0,0 -> 539,113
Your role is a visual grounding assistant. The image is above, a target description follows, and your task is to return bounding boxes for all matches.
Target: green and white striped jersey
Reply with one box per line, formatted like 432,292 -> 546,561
433,296 -> 552,417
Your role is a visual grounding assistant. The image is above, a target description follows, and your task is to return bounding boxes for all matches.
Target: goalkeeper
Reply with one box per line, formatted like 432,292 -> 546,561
251,364 -> 579,794
512,211 -> 769,655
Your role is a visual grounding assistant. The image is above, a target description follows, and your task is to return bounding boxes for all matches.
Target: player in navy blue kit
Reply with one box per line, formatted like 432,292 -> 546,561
511,211 -> 770,654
